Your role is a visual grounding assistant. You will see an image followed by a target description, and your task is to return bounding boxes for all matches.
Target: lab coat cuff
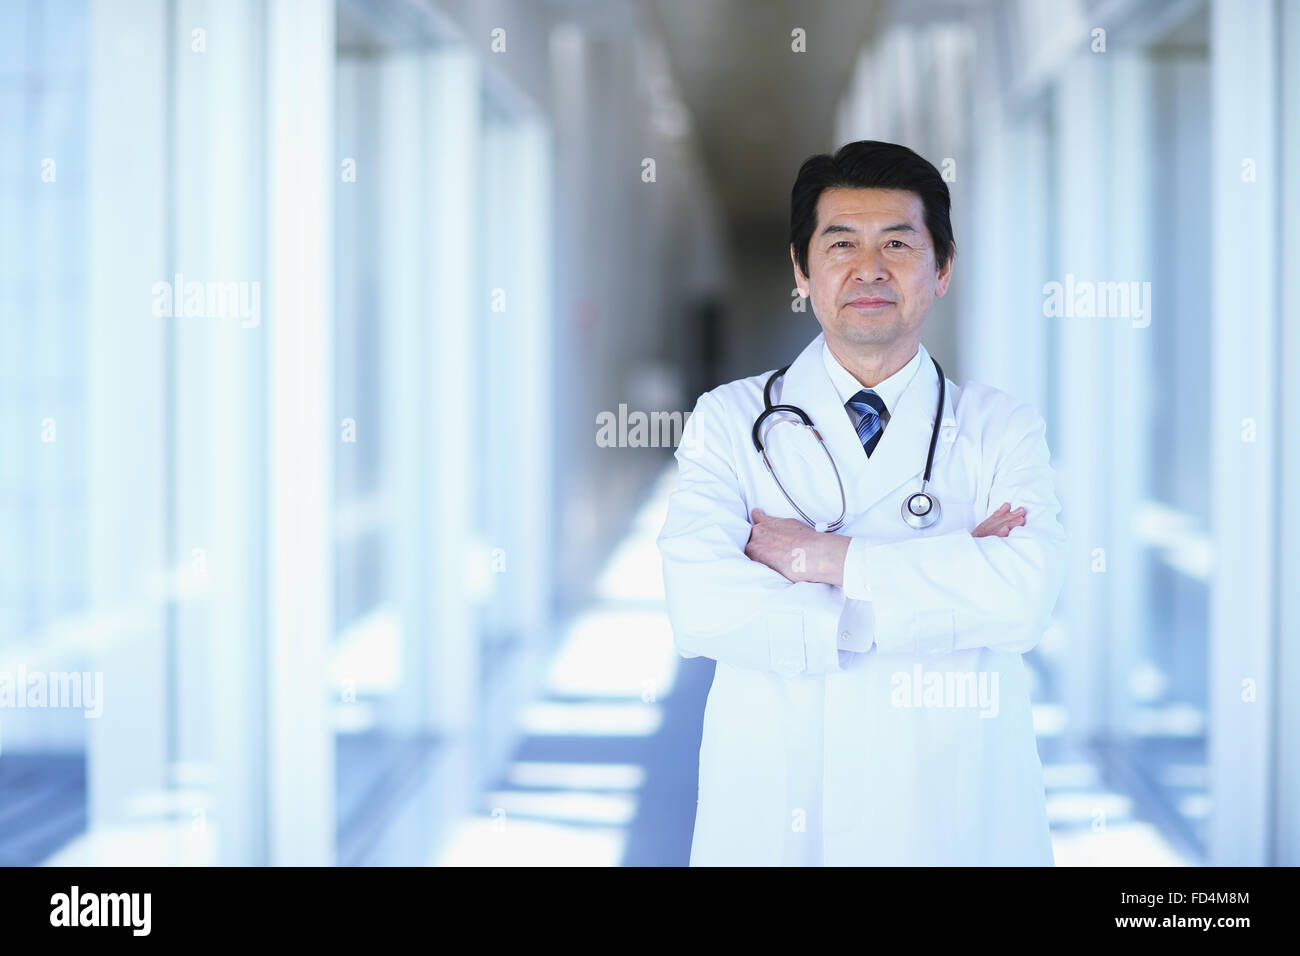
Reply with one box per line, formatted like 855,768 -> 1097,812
841,536 -> 874,601
851,538 -> 956,658
763,584 -> 844,677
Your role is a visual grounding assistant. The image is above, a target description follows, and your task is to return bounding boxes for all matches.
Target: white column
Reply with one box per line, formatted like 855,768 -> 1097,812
1277,0 -> 1300,869
510,118 -> 555,656
1010,115 -> 1051,415
376,53 -> 430,732
85,0 -> 169,839
958,87 -> 1013,391
1053,54 -> 1111,748
265,0 -> 335,866
426,49 -> 480,736
1207,0 -> 1278,866
161,0 -> 269,866
1103,51 -> 1154,744
956,6 -> 1049,407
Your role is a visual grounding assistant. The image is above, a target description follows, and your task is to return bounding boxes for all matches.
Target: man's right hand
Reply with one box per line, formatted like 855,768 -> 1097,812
972,502 -> 1025,538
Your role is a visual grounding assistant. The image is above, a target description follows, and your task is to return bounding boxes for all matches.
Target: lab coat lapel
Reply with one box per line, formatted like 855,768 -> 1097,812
774,335 -> 870,512
776,336 -> 957,520
853,340 -> 958,516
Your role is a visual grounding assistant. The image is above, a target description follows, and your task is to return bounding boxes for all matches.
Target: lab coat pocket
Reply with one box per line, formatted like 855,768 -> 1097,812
910,607 -> 956,659
764,609 -> 806,678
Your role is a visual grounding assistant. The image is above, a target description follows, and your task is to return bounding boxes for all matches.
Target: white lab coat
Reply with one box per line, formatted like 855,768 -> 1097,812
657,333 -> 1068,866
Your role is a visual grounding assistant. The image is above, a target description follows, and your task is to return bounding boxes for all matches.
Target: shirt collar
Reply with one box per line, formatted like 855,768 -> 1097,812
821,340 -> 924,416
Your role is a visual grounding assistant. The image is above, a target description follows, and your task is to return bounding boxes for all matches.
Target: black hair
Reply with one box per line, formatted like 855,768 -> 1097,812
789,140 -> 954,278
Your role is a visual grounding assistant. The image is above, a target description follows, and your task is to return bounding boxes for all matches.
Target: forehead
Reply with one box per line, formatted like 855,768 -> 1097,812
815,187 -> 925,229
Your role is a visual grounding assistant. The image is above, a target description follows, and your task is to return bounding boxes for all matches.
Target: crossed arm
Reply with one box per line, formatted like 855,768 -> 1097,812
744,502 -> 1028,588
656,389 -> 1069,674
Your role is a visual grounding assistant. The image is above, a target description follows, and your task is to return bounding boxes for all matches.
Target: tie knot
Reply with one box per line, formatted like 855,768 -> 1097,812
848,389 -> 888,420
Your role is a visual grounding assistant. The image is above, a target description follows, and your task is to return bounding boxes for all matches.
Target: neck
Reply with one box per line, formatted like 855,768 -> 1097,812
826,337 -> 920,388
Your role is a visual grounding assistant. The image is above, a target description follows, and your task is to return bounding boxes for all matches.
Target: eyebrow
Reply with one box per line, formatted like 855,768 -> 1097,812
819,221 -> 919,238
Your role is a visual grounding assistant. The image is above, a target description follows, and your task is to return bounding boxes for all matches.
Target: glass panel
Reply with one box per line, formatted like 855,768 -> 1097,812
334,53 -> 399,855
474,96 -> 524,691
1123,29 -> 1212,854
0,0 -> 91,866
331,5 -> 436,861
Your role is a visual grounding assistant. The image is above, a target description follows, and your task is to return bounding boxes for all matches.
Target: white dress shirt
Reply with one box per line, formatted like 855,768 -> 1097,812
820,341 -> 925,655
820,340 -> 925,435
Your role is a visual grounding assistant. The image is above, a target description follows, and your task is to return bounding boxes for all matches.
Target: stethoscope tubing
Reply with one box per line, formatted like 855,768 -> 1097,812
752,354 -> 946,532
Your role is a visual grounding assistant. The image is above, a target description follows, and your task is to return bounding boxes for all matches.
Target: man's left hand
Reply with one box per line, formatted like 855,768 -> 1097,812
744,508 -> 850,587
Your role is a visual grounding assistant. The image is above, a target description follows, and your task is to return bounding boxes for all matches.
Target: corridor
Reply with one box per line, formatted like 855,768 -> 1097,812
3,0 -> 1296,869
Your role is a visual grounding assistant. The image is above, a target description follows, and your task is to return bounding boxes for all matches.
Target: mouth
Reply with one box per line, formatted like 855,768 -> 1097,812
848,297 -> 893,310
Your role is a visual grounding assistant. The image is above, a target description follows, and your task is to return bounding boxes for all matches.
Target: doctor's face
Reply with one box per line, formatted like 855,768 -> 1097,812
791,187 -> 953,356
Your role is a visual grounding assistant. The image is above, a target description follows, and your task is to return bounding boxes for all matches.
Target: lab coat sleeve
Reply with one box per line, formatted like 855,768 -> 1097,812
656,389 -> 863,677
840,400 -> 1068,657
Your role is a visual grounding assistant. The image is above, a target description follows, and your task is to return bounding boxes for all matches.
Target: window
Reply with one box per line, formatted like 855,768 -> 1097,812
0,0 -> 92,866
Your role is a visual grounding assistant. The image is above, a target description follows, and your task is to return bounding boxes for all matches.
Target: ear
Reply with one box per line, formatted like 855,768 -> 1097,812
790,244 -> 809,298
934,241 -> 956,298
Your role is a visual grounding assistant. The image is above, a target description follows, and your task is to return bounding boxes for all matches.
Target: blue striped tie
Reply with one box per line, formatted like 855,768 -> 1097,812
847,389 -> 888,457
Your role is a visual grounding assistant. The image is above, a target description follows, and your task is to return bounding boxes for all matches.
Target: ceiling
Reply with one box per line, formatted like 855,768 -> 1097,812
645,0 -> 885,248
372,0 -> 890,254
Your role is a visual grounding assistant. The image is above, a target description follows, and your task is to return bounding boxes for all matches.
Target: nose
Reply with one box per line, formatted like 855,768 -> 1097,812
850,245 -> 889,284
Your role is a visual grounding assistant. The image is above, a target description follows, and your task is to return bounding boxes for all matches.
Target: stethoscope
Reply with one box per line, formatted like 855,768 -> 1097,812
750,355 -> 947,533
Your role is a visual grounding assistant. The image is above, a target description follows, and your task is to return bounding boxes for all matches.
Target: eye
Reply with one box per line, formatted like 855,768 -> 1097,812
886,239 -> 907,249
831,240 -> 851,248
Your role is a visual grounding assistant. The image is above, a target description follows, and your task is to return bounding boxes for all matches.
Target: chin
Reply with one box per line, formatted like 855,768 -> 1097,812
839,323 -> 895,345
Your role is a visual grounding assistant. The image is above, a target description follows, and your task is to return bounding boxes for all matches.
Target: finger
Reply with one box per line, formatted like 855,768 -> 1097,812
973,505 -> 1028,537
984,514 -> 1024,536
751,508 -> 766,522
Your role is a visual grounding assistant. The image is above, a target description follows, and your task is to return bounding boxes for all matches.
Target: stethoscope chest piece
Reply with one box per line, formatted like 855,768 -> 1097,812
901,489 -> 941,529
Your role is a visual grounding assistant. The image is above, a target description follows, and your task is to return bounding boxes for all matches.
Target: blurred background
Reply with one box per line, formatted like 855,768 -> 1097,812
1,0 -> 1297,866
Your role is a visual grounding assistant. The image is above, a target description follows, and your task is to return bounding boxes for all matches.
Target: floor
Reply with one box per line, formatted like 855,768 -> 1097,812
0,751 -> 86,866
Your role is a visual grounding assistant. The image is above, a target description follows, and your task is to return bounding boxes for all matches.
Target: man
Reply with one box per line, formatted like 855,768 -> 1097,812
656,140 -> 1068,866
